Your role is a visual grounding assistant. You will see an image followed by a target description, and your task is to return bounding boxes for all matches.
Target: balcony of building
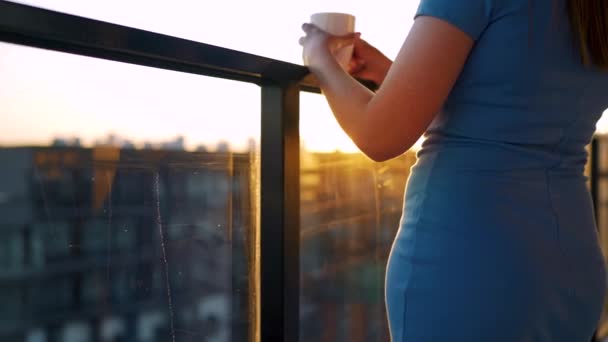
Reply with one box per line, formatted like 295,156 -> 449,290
1,1 -> 608,342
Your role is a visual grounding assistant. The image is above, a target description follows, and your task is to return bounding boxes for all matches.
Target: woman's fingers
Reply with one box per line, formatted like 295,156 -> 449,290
348,58 -> 366,75
301,23 -> 319,33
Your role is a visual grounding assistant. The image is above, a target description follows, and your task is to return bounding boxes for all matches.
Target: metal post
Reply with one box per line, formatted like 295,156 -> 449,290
260,83 -> 301,342
590,137 -> 601,342
591,137 -> 600,226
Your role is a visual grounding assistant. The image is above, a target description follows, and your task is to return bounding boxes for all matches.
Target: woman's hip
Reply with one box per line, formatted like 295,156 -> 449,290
385,219 -> 606,341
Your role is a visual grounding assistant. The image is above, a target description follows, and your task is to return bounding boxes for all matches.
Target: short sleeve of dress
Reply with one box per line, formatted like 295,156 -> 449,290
415,0 -> 494,41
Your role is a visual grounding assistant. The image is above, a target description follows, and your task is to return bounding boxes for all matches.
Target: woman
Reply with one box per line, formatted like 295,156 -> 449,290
300,0 -> 608,340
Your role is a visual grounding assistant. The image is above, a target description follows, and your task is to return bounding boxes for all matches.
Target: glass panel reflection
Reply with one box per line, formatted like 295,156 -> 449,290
0,43 -> 259,342
299,93 -> 417,341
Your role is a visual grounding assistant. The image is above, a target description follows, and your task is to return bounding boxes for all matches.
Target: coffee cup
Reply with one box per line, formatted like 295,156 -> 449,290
309,12 -> 356,70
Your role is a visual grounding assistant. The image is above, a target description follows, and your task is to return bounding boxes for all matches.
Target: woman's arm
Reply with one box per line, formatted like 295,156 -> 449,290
301,16 -> 474,162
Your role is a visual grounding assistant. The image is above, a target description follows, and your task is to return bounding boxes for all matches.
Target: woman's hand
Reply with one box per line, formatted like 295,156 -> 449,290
348,37 -> 393,86
299,23 -> 392,86
299,23 -> 356,73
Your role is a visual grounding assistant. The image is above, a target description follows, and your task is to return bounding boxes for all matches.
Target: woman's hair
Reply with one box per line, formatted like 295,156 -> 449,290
567,0 -> 608,68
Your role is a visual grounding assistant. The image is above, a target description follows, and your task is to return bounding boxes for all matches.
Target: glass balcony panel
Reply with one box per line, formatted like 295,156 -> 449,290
299,92 -> 418,341
0,42 -> 259,342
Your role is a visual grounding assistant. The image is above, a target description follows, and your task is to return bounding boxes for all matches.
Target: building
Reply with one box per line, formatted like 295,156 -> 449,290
0,146 -> 254,342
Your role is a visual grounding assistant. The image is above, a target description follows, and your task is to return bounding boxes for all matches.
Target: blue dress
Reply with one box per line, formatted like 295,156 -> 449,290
385,0 -> 608,340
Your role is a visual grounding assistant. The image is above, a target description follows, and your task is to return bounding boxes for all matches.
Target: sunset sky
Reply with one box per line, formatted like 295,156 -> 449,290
1,0 -> 606,152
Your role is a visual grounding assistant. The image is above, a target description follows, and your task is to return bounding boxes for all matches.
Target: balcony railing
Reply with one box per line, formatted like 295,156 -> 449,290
0,1 -> 315,341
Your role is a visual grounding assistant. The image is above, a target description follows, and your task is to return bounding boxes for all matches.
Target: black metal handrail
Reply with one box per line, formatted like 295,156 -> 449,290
0,1 -> 312,86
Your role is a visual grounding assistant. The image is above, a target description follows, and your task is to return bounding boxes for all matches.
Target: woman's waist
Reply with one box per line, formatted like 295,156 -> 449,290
416,134 -> 589,174
408,155 -> 589,197
401,159 -> 599,269
403,161 -> 595,233
405,158 -> 593,224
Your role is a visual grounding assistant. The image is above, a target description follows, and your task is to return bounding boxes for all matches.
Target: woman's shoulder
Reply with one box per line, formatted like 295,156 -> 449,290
415,0 -> 555,41
414,0 -> 497,41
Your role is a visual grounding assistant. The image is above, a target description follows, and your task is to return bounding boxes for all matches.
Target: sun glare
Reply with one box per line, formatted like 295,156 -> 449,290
2,0 -> 422,154
300,92 -> 359,153
2,1 -> 607,154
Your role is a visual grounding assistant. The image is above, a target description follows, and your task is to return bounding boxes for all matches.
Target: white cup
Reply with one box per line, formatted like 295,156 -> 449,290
309,12 -> 356,70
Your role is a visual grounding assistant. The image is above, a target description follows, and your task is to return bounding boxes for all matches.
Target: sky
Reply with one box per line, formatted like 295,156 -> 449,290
0,0 -> 418,152
1,0 -> 607,152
